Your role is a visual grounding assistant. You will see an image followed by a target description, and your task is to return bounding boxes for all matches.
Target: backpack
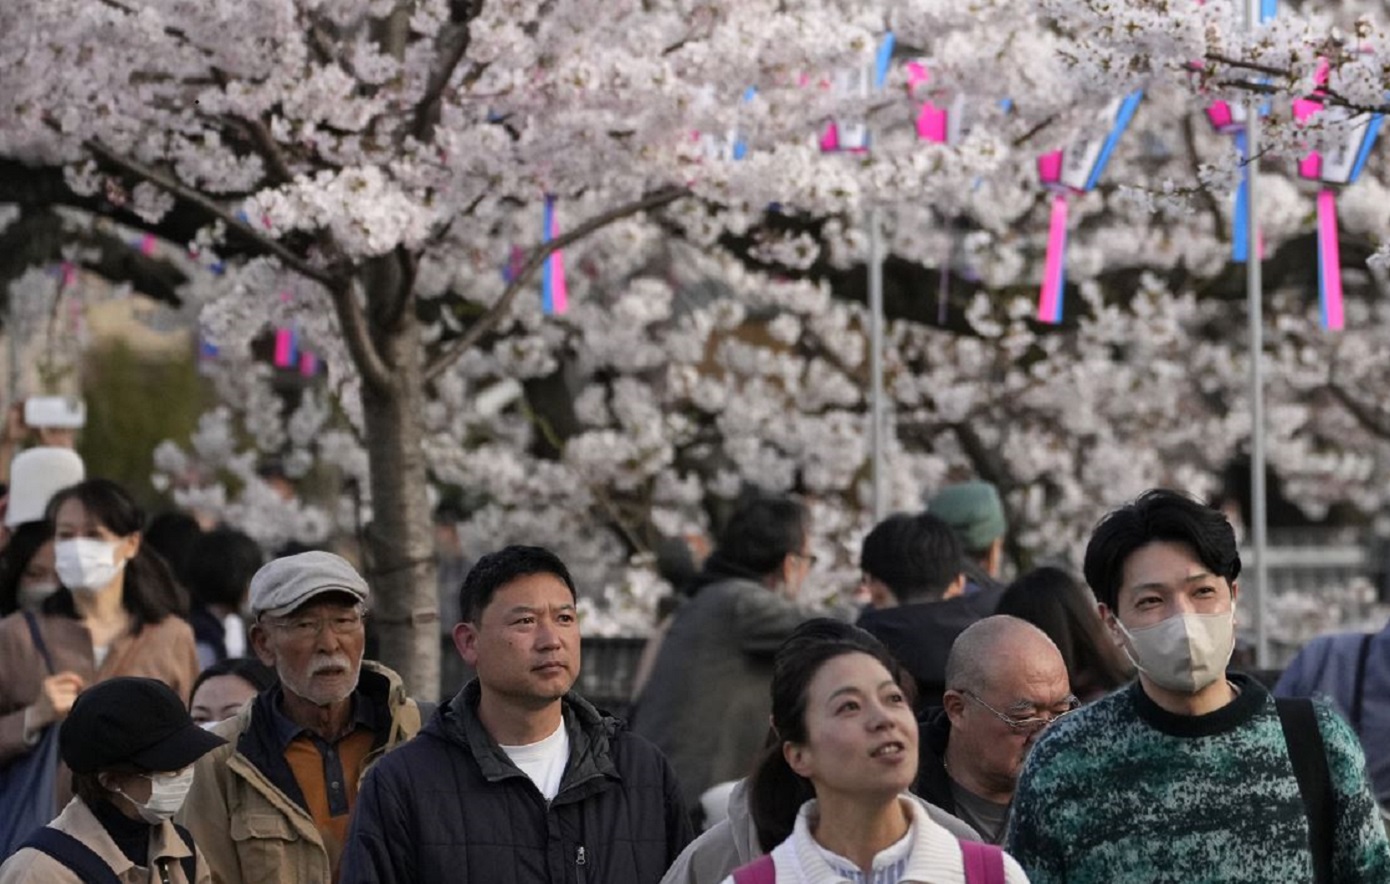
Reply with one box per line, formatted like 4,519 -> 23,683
730,837 -> 1006,883
0,613 -> 62,855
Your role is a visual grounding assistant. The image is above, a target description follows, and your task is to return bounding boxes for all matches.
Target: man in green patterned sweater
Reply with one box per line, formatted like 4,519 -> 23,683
1006,489 -> 1390,882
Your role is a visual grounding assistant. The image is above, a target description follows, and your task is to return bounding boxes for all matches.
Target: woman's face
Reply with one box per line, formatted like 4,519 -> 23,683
784,652 -> 919,802
190,674 -> 259,725
53,498 -> 132,547
17,539 -> 58,606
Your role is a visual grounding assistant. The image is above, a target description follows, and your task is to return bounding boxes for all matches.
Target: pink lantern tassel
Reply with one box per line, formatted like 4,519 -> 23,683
1317,189 -> 1344,331
1037,194 -> 1069,324
273,328 -> 295,368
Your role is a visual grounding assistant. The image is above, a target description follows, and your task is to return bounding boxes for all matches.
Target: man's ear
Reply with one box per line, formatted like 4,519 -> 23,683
941,572 -> 967,600
249,622 -> 276,667
783,740 -> 812,779
942,689 -> 968,727
453,621 -> 480,666
1096,603 -> 1125,648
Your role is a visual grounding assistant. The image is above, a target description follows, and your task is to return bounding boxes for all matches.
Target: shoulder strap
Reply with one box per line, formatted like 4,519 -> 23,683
959,838 -> 1007,884
1275,697 -> 1334,884
23,611 -> 55,675
22,826 -> 123,884
1350,633 -> 1374,733
173,822 -> 197,881
731,853 -> 776,884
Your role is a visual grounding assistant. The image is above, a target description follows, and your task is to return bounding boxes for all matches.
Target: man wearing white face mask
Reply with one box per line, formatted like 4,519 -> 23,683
0,676 -> 224,883
1007,489 -> 1390,883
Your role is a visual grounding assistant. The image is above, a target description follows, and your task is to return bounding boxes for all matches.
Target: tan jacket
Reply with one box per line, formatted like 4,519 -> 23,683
0,612 -> 201,808
178,662 -> 426,884
0,797 -> 212,884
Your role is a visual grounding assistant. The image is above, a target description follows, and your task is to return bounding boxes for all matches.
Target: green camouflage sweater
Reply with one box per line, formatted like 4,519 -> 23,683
1006,672 -> 1390,883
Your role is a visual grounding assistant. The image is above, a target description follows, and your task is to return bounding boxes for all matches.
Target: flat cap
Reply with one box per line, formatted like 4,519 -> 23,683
248,551 -> 370,618
927,481 -> 1007,552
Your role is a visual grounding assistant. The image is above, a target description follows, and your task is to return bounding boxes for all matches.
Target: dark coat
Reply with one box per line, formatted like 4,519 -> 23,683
339,680 -> 693,884
857,584 -> 1002,710
914,707 -> 957,814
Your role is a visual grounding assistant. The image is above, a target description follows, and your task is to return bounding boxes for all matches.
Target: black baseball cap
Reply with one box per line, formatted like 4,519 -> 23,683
60,677 -> 226,774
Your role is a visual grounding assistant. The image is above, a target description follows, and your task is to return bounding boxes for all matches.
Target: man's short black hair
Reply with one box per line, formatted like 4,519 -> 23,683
457,545 -> 577,623
715,495 -> 810,578
1082,488 -> 1241,610
859,512 -> 964,604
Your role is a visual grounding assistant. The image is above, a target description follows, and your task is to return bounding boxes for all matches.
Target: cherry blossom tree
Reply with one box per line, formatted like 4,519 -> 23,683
6,0 -> 1390,691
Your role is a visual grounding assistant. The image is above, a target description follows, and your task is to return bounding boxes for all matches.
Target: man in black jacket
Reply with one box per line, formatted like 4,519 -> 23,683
340,545 -> 693,884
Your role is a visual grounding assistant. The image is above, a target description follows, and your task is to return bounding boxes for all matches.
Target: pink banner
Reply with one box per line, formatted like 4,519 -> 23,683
1317,189 -> 1344,330
1037,194 -> 1069,323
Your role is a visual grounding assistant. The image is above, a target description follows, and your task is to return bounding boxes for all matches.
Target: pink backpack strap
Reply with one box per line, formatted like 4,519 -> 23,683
959,839 -> 1006,884
731,853 -> 776,884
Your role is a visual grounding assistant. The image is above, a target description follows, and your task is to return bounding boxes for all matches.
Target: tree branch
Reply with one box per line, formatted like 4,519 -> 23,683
1324,381 -> 1390,440
423,184 -> 690,382
330,279 -> 394,394
413,25 -> 472,142
83,139 -> 340,289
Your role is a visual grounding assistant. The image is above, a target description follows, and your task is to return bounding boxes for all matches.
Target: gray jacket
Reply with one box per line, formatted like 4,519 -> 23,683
632,577 -> 831,805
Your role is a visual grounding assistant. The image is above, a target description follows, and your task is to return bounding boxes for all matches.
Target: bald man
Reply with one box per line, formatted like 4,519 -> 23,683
914,615 -> 1075,844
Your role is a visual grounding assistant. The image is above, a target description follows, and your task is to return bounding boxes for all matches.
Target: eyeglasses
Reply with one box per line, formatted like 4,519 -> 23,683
962,690 -> 1080,735
266,611 -> 366,641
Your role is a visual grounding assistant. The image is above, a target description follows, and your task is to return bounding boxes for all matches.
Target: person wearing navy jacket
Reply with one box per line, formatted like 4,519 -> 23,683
340,545 -> 692,884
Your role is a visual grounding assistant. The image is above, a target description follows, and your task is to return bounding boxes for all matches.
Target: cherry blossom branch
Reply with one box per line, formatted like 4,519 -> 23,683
413,26 -> 473,142
330,278 -> 394,394
423,184 -> 689,382
1324,381 -> 1390,440
82,139 -> 340,289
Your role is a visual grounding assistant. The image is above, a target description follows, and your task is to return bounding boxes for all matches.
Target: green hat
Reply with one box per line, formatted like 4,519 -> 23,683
927,482 -> 1006,551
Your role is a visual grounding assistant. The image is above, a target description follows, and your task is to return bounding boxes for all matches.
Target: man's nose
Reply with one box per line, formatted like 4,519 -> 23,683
535,619 -> 562,649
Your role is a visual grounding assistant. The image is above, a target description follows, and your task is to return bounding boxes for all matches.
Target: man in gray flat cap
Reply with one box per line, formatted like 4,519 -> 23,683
179,551 -> 430,884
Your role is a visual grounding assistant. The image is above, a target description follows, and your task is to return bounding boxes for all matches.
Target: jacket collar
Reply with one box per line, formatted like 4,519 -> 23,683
54,798 -> 192,878
436,679 -> 621,803
911,707 -> 957,814
236,660 -> 403,813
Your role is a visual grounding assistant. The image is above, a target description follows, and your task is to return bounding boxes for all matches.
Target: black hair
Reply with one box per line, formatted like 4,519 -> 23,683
859,512 -> 964,604
747,618 -> 907,852
711,495 -> 809,579
996,567 -> 1132,698
143,510 -> 203,587
1082,488 -> 1241,611
44,479 -> 189,626
457,545 -> 577,623
185,528 -> 264,610
190,655 -> 279,702
0,520 -> 55,616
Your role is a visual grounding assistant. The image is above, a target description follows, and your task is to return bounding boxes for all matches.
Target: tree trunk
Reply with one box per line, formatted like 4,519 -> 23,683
358,278 -> 441,700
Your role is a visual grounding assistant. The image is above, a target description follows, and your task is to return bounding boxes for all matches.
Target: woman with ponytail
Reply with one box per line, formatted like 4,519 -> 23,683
725,619 -> 1031,884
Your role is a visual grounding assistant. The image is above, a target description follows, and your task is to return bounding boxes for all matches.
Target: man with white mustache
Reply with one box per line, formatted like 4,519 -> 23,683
180,551 -> 430,884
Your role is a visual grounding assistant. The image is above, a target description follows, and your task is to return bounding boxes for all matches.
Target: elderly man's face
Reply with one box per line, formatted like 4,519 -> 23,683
944,644 -> 1073,795
253,595 -> 365,707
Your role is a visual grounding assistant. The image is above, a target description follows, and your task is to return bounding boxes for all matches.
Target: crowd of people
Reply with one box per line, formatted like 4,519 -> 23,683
0,432 -> 1387,882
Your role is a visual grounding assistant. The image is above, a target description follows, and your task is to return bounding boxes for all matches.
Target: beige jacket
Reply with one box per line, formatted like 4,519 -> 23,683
0,612 -> 200,808
0,797 -> 212,884
178,662 -> 426,884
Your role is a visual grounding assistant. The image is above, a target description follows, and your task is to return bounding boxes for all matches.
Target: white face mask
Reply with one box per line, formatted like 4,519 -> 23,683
1115,608 -> 1236,694
113,768 -> 195,824
17,582 -> 60,610
55,538 -> 126,594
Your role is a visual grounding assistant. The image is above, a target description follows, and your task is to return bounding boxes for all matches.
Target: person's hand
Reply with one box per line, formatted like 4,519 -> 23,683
28,672 -> 86,730
35,427 -> 76,448
2,403 -> 27,447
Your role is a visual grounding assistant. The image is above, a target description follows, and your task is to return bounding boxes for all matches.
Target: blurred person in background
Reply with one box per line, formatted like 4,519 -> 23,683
184,528 -> 264,668
632,495 -> 843,820
0,522 -> 59,618
143,511 -> 203,592
188,658 -> 278,728
0,677 -> 224,884
996,566 -> 1132,703
0,478 -> 198,820
0,446 -> 84,570
926,481 -> 1009,588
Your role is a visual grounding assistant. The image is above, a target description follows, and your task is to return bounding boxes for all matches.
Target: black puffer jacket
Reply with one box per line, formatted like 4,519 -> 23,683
339,680 -> 693,884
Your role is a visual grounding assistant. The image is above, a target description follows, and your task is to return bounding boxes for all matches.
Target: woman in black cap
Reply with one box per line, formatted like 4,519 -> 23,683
0,676 -> 225,883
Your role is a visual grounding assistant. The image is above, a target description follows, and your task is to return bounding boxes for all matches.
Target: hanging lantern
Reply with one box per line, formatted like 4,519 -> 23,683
1035,92 -> 1143,323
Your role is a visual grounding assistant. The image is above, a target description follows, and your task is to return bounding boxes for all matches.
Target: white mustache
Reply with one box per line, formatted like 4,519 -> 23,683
309,655 -> 352,676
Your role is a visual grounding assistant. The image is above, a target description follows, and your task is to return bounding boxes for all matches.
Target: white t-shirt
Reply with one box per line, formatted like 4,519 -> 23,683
500,721 -> 570,801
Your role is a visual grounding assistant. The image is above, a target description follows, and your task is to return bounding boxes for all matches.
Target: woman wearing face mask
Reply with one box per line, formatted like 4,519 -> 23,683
0,676 -> 224,883
0,479 -> 199,818
0,521 -> 60,616
724,619 -> 1030,883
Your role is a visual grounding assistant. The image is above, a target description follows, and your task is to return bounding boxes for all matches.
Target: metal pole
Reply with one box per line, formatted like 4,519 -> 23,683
1245,0 -> 1270,668
868,207 -> 886,521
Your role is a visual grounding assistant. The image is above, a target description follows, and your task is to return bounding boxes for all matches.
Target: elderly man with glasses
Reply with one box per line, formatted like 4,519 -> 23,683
179,552 -> 431,884
916,615 -> 1074,844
